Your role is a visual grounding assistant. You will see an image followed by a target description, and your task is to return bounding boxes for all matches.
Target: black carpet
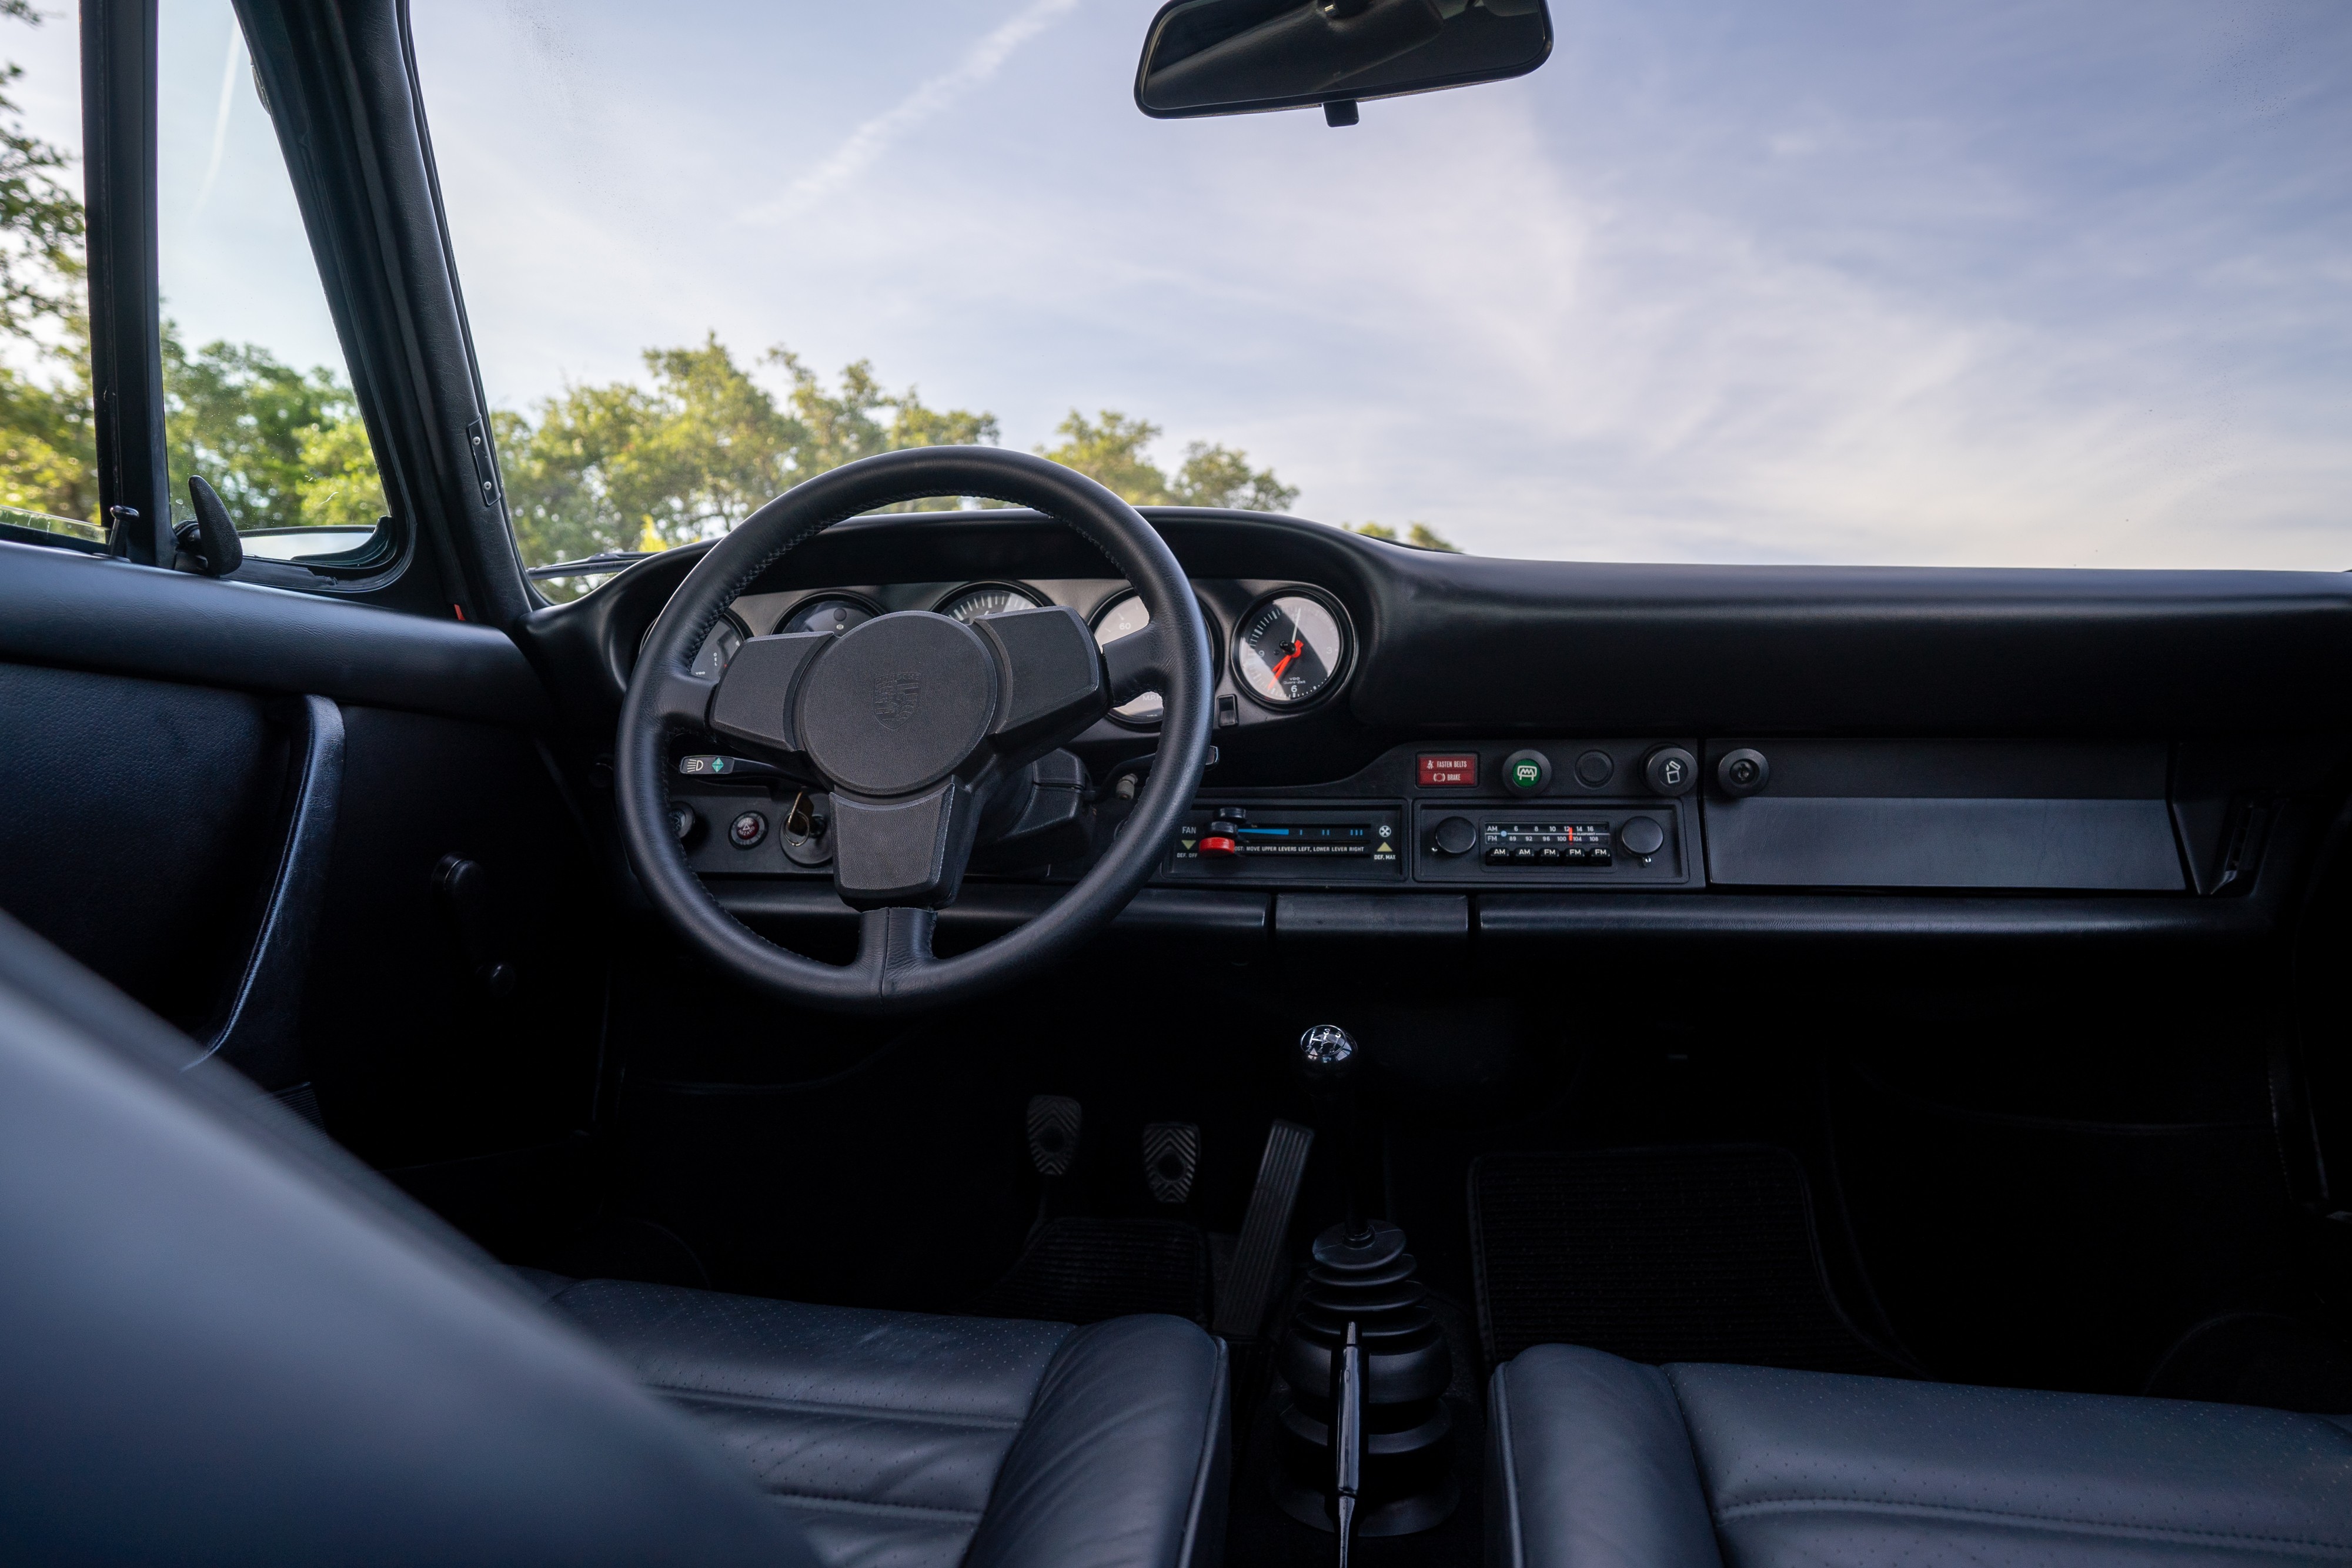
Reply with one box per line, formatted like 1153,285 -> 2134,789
968,1215 -> 1211,1325
1470,1144 -> 1912,1375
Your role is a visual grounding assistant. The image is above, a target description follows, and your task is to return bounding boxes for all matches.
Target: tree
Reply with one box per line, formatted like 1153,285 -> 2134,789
0,0 -> 96,526
1037,409 -> 1297,513
495,333 -> 1010,573
1351,520 -> 1461,553
0,2 -> 82,349
162,327 -> 386,530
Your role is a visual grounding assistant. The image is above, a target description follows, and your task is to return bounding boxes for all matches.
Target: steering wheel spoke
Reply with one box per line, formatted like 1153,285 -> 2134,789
707,632 -> 830,763
973,605 -> 1110,758
1101,618 -> 1176,709
850,905 -> 941,996
645,664 -> 722,731
828,779 -> 980,910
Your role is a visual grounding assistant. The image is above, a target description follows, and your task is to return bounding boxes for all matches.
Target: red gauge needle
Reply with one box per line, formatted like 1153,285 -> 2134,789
1270,638 -> 1304,680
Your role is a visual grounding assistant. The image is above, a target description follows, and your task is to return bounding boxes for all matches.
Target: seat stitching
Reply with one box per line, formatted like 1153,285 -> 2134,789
649,1385 -> 1026,1429
1661,1366 -> 1733,1568
766,1493 -> 985,1521
1172,1338 -> 1230,1568
1713,1496 -> 2352,1552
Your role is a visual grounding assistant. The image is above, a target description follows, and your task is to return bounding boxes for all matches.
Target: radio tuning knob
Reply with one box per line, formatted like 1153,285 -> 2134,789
1431,815 -> 1478,856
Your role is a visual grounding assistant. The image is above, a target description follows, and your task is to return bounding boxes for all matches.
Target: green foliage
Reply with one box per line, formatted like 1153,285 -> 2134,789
162,326 -> 385,529
496,334 -> 1005,571
0,310 -> 95,524
1036,409 -> 1297,513
1351,520 -> 1460,552
0,2 -> 96,526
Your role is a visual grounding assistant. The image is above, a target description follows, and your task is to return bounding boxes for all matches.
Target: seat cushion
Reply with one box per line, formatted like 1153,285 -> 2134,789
537,1279 -> 1228,1568
1489,1343 -> 2352,1568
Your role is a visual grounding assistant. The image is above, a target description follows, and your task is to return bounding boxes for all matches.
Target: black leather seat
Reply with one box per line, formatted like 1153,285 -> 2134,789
1489,1343 -> 2352,1568
0,908 -> 1225,1567
517,1273 -> 1227,1568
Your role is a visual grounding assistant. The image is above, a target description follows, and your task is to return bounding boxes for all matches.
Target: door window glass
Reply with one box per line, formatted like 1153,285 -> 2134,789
156,0 -> 387,560
0,0 -> 98,550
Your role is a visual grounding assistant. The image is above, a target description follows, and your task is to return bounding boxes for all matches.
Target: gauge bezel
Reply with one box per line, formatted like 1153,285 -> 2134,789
1088,587 -> 1221,730
932,580 -> 1046,622
1232,584 -> 1354,713
637,606 -> 750,677
770,590 -> 884,637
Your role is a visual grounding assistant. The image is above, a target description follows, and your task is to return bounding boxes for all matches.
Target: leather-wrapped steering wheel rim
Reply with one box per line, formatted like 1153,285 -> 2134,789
616,446 -> 1214,1013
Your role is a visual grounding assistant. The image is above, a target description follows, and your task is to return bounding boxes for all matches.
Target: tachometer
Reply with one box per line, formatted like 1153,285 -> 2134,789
935,582 -> 1044,623
774,594 -> 878,637
1235,589 -> 1347,708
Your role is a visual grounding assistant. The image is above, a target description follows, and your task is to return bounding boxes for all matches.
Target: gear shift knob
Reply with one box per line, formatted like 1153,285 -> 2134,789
1298,1023 -> 1359,1081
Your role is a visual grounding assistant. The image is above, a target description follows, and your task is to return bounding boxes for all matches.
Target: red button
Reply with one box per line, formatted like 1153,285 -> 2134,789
1199,835 -> 1239,858
1418,754 -> 1478,787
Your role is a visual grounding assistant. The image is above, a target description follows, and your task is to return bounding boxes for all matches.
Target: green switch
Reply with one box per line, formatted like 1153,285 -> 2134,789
1501,749 -> 1552,794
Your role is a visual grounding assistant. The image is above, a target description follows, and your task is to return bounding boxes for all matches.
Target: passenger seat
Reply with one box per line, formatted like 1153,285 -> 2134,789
1488,1343 -> 2352,1568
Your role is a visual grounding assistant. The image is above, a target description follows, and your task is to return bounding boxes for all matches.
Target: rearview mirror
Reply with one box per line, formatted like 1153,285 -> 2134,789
1135,0 -> 1552,122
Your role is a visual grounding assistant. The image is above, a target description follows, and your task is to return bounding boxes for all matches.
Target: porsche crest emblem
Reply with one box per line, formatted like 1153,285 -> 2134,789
871,672 -> 921,727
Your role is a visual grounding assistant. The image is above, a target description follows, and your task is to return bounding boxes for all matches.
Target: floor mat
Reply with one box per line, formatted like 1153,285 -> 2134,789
968,1216 -> 1211,1325
2143,1310 -> 2352,1413
1470,1145 -> 1911,1375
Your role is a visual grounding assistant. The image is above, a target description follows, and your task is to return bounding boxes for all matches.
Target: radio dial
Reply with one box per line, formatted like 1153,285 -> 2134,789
1431,815 -> 1478,856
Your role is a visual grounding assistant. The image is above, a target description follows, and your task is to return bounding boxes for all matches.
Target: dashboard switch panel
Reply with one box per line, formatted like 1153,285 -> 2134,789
1165,802 -> 1406,882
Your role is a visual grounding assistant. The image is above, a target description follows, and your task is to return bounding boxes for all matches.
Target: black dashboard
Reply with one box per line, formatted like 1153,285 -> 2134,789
509,505 -> 2352,948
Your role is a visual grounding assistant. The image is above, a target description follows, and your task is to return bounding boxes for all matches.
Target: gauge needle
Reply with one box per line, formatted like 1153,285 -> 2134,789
1271,638 -> 1303,680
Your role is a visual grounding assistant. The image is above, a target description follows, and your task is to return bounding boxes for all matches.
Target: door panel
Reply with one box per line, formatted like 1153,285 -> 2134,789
0,661 -> 290,1035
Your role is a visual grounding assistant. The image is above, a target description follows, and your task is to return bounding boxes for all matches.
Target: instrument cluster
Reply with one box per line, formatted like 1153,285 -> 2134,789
686,575 -> 1357,736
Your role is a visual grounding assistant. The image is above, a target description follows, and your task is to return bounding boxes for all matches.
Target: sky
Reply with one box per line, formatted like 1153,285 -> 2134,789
7,1 -> 2350,568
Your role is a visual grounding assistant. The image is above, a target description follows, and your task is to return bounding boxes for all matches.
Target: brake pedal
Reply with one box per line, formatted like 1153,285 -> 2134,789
1143,1122 -> 1200,1205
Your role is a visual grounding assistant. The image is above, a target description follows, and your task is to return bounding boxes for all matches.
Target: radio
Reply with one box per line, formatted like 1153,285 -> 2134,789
1411,804 -> 1690,885
1482,821 -> 1613,866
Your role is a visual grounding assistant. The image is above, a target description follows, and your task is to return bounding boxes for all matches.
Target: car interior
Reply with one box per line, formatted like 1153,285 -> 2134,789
4,2 -> 2351,1565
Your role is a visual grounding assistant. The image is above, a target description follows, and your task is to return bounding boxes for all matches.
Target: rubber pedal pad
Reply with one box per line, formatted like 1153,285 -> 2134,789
1143,1122 -> 1201,1205
1026,1095 -> 1082,1178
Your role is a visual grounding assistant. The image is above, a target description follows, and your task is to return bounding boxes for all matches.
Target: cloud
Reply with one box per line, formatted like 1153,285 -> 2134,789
739,0 -> 1087,228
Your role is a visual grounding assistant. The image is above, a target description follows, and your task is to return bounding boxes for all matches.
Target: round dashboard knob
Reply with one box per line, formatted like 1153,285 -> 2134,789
1643,747 -> 1698,797
1431,815 -> 1478,856
1618,815 -> 1666,857
1717,748 -> 1771,797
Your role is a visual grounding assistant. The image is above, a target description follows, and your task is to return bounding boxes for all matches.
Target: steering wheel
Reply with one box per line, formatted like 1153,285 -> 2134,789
616,446 -> 1213,1013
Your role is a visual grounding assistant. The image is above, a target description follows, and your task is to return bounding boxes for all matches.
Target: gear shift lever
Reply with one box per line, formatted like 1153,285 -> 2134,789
1269,1025 -> 1458,1541
1298,1024 -> 1371,1246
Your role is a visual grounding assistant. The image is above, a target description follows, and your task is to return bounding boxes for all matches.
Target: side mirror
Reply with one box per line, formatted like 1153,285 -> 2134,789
1135,0 -> 1551,123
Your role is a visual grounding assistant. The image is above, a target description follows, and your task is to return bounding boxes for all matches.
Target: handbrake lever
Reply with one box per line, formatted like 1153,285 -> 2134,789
1335,1319 -> 1363,1568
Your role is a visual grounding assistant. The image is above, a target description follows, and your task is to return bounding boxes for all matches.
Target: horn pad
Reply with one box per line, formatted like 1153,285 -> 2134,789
798,612 -> 997,797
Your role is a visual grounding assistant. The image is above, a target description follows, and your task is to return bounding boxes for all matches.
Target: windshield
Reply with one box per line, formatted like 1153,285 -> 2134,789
405,2 -> 2351,573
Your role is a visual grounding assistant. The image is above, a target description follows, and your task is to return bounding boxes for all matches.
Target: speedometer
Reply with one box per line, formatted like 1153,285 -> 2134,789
1235,589 -> 1348,708
935,582 -> 1043,623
